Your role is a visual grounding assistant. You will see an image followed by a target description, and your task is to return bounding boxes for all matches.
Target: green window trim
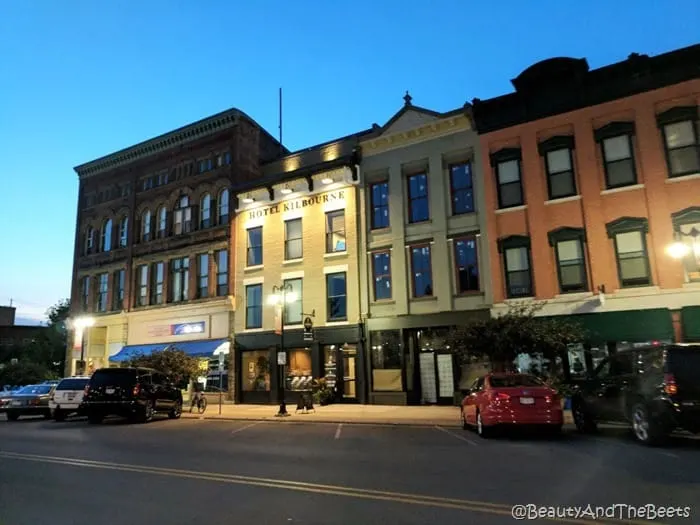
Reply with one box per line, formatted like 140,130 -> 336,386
497,234 -> 530,252
671,206 -> 700,232
547,226 -> 586,246
538,135 -> 575,155
605,217 -> 649,238
656,106 -> 699,127
594,121 -> 635,142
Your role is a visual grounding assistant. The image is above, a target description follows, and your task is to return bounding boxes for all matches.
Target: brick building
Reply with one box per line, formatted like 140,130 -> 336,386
473,44 -> 700,374
233,132 -> 366,404
68,108 -> 285,388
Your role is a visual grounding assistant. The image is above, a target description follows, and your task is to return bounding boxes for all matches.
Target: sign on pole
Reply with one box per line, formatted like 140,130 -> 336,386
303,316 -> 314,342
277,351 -> 287,366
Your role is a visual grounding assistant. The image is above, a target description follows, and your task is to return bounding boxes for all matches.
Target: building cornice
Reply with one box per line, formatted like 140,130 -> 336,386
360,113 -> 472,157
74,108 -> 284,179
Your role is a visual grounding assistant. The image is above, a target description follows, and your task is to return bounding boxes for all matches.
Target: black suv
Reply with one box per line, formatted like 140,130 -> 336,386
571,343 -> 700,445
81,367 -> 183,424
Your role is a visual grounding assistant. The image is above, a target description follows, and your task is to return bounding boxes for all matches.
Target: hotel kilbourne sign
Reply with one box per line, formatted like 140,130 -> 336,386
247,190 -> 345,220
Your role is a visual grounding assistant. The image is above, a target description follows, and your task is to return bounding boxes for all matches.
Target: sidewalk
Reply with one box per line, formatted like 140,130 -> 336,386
182,402 -> 574,428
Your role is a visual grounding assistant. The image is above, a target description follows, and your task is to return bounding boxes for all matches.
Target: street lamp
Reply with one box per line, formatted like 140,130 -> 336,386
70,316 -> 95,375
667,228 -> 700,285
268,283 -> 298,417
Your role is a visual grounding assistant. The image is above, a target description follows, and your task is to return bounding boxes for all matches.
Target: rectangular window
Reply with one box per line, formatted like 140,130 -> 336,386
173,206 -> 193,234
284,218 -> 303,260
216,250 -> 228,296
96,273 -> 108,313
224,151 -> 231,165
677,222 -> 700,283
555,239 -> 587,293
78,275 -> 90,313
602,135 -> 637,188
170,257 -> 190,302
245,284 -> 263,329
496,160 -> 523,208
325,210 -> 346,253
410,244 -> 433,298
198,253 -> 209,298
450,163 -> 474,215
372,251 -> 392,301
504,247 -> 532,298
112,269 -> 125,311
326,272 -> 347,321
545,148 -> 577,199
662,120 -> 700,177
247,226 -> 263,266
454,237 -> 479,293
370,182 -> 390,229
283,278 -> 303,325
150,262 -> 164,305
136,265 -> 148,306
614,231 -> 651,287
407,173 -> 429,223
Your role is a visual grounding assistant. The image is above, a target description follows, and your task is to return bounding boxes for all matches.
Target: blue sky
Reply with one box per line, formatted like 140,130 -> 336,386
0,1 -> 697,324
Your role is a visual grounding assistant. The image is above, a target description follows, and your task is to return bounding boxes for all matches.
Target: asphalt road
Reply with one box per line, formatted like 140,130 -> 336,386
0,413 -> 699,525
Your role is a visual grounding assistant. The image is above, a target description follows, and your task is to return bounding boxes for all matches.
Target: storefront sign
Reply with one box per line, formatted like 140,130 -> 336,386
277,351 -> 287,365
247,190 -> 345,220
171,322 -> 206,336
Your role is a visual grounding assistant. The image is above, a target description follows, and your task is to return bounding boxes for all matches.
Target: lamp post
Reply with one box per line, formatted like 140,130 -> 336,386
666,228 -> 700,273
70,316 -> 95,376
268,283 -> 297,417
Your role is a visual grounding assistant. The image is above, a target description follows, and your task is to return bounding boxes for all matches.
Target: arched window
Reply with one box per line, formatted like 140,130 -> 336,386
200,193 -> 212,229
85,227 -> 95,255
142,210 -> 152,242
118,216 -> 128,248
101,219 -> 113,252
218,188 -> 230,225
174,195 -> 192,235
157,206 -> 167,238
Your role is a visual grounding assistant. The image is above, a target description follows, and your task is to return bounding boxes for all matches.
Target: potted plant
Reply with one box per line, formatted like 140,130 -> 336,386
312,377 -> 335,406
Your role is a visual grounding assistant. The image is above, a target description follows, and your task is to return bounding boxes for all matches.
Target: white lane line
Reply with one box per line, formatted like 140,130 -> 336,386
660,451 -> 680,459
334,423 -> 343,440
434,425 -> 478,446
230,421 -> 263,436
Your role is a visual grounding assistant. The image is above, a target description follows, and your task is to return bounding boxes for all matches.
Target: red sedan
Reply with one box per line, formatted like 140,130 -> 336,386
461,373 -> 563,438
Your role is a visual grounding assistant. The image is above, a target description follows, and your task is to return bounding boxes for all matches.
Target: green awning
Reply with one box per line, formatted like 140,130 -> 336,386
681,306 -> 700,342
544,309 -> 674,344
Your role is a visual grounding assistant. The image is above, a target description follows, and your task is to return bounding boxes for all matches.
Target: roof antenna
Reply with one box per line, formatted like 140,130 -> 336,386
278,87 -> 283,155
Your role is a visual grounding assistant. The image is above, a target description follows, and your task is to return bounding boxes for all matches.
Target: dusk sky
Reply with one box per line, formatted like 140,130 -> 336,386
1,1 -> 698,324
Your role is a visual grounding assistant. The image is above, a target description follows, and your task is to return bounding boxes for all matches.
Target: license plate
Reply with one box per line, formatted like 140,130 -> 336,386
105,388 -> 115,395
11,400 -> 22,406
519,397 -> 535,405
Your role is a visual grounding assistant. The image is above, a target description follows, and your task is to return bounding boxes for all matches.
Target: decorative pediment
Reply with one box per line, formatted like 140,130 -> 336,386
547,226 -> 586,246
605,217 -> 649,238
656,106 -> 698,127
594,121 -> 635,142
671,206 -> 700,230
497,234 -> 530,253
381,107 -> 441,136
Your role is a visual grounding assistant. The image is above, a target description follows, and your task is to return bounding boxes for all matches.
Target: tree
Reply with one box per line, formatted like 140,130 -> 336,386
0,362 -> 52,387
127,348 -> 201,385
23,299 -> 70,376
447,301 -> 587,379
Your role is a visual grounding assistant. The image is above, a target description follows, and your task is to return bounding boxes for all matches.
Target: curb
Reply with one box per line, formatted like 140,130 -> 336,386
181,414 -> 462,428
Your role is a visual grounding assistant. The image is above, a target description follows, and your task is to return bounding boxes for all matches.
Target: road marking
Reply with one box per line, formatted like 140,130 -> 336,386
659,451 -> 679,459
230,421 -> 263,436
0,450 -> 647,524
434,425 -> 477,446
334,423 -> 343,439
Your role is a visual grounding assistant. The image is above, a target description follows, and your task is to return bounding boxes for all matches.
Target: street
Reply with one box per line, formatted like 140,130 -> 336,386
0,414 -> 699,525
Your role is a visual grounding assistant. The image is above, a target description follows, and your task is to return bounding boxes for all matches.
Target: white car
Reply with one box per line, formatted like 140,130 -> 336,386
49,377 -> 91,421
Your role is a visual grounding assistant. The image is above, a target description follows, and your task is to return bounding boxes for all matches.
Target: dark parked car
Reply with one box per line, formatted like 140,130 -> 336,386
571,343 -> 700,445
3,384 -> 55,421
81,367 -> 183,424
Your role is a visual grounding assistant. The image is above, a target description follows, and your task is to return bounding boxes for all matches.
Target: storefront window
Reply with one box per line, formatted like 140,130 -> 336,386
242,350 -> 270,392
323,345 -> 338,390
370,330 -> 402,392
285,348 -> 313,391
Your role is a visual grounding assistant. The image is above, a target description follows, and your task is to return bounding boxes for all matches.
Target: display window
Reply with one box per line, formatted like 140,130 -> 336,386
285,347 -> 313,391
242,350 -> 271,392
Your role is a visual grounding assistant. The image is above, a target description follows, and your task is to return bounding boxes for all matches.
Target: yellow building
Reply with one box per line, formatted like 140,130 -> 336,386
233,134 -> 368,404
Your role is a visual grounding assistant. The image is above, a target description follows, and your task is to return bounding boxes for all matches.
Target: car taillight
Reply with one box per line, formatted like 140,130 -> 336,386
133,383 -> 141,396
664,373 -> 678,395
490,391 -> 510,402
545,393 -> 561,404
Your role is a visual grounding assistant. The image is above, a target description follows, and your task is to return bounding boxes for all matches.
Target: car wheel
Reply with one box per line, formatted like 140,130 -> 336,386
88,414 -> 103,424
169,401 -> 182,420
631,403 -> 665,446
476,411 -> 491,438
7,412 -> 19,421
572,400 -> 597,434
139,401 -> 154,423
53,409 -> 65,422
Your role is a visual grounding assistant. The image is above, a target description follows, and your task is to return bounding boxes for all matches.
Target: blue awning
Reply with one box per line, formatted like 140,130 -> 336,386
109,338 -> 229,362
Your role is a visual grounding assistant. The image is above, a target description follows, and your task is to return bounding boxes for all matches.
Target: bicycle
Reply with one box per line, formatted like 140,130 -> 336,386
189,394 -> 207,414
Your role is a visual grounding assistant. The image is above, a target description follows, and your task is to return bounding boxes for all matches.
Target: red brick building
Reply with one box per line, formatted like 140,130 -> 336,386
68,108 -> 284,385
473,44 -> 700,372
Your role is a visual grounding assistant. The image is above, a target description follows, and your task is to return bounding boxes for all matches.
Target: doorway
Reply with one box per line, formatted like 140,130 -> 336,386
341,345 -> 358,402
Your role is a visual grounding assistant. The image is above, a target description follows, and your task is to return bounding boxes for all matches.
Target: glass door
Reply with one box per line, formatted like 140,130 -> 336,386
342,345 -> 358,402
